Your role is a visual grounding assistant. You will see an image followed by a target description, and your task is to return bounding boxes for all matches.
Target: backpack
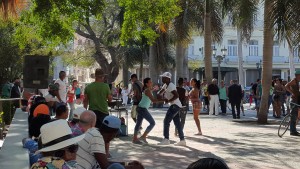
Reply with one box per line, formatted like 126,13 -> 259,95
133,82 -> 142,105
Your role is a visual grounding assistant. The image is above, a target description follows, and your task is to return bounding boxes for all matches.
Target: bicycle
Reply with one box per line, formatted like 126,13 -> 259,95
278,102 -> 300,137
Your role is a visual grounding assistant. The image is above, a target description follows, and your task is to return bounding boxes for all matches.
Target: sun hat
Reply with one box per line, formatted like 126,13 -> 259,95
159,72 -> 172,79
102,116 -> 121,129
73,107 -> 86,120
33,104 -> 50,117
95,68 -> 107,77
37,119 -> 85,152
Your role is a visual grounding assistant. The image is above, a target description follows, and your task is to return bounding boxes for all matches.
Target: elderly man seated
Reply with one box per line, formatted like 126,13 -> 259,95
31,120 -> 85,168
76,111 -> 144,169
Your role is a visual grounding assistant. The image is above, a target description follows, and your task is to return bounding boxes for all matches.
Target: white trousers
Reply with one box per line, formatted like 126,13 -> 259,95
209,95 -> 219,115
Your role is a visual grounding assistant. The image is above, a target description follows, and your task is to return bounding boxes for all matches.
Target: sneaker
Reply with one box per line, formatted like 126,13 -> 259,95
174,140 -> 186,146
132,140 -> 143,144
139,137 -> 148,144
157,138 -> 170,145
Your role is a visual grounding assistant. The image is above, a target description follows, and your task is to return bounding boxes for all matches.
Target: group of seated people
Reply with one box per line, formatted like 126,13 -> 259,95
22,84 -> 229,169
23,86 -> 145,169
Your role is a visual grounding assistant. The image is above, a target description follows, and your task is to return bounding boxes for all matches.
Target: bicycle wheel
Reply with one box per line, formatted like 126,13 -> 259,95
278,114 -> 291,138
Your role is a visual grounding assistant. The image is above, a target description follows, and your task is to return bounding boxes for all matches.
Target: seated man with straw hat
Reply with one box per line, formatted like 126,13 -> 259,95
31,120 -> 85,169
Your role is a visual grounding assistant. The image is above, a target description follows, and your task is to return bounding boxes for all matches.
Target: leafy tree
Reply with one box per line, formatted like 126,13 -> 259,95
18,0 -> 125,83
0,19 -> 23,84
119,0 -> 180,83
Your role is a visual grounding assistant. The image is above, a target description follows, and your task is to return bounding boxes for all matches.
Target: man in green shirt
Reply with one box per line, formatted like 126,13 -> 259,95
84,69 -> 112,129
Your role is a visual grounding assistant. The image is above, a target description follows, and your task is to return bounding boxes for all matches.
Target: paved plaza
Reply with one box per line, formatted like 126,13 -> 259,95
108,104 -> 300,169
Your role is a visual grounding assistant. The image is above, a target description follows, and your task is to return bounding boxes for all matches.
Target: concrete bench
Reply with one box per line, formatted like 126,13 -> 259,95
0,108 -> 29,169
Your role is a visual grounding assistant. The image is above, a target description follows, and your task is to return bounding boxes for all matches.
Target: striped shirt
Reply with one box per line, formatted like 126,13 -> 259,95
76,127 -> 105,169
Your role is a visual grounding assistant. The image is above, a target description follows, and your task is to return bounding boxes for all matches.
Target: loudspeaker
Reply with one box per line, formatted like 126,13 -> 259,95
23,55 -> 49,89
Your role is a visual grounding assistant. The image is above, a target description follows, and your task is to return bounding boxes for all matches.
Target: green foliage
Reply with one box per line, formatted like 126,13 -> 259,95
188,59 -> 203,70
119,0 -> 182,45
0,19 -> 23,83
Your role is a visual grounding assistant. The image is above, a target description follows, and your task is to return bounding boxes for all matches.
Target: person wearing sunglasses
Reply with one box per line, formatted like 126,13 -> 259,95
76,111 -> 144,169
31,120 -> 85,169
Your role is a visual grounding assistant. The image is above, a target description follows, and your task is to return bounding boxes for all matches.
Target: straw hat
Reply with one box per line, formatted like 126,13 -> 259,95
38,120 -> 84,152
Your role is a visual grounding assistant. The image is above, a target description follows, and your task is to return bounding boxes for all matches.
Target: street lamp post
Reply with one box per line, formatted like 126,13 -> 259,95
213,46 -> 227,86
256,60 -> 262,79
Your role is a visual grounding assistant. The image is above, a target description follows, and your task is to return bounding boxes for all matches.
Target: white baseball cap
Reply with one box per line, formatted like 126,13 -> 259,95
159,72 -> 172,79
73,107 -> 86,120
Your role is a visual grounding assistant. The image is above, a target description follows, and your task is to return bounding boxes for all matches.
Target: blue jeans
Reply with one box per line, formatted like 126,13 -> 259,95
164,105 -> 184,140
134,107 -> 156,135
290,103 -> 298,133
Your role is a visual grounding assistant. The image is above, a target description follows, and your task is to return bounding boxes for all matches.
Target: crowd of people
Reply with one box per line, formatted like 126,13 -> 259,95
4,68 -> 300,169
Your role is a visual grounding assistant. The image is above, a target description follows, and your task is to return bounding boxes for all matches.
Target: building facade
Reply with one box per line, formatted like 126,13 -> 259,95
187,4 -> 299,87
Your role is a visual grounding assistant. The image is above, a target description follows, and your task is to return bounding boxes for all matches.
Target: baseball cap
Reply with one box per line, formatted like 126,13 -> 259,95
159,72 -> 172,79
73,107 -> 86,120
33,104 -> 50,117
102,116 -> 121,129
295,70 -> 300,75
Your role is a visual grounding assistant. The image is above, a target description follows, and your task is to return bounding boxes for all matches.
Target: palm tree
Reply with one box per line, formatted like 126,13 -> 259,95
0,0 -> 27,19
258,0 -> 300,123
223,0 -> 259,87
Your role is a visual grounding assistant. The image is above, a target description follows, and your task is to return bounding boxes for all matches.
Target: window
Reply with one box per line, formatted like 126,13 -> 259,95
226,12 -> 233,26
249,40 -> 259,56
227,40 -> 237,56
190,46 -> 194,55
273,41 -> 279,56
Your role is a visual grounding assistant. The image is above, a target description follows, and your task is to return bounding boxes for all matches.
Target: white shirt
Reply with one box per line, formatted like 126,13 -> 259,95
55,78 -> 67,103
76,128 -> 106,169
162,83 -> 182,107
44,94 -> 59,102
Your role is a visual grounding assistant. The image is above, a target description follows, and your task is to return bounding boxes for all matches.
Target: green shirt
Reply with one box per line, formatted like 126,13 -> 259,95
219,87 -> 227,100
138,90 -> 152,109
85,82 -> 111,113
1,83 -> 11,98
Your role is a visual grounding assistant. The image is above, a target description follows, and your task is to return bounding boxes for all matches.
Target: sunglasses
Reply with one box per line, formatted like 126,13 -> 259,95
65,144 -> 79,153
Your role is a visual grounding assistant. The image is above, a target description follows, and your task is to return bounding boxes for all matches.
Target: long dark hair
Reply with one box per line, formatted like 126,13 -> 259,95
191,78 -> 201,90
143,78 -> 151,91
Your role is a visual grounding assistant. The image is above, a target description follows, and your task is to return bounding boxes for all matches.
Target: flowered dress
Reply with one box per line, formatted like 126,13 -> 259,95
31,156 -> 76,169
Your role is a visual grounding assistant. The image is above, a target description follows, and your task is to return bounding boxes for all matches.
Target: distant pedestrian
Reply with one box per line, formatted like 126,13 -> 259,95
219,80 -> 227,115
129,74 -> 143,124
132,78 -> 165,144
83,68 -> 112,156
121,86 -> 129,106
228,80 -> 243,119
1,78 -> 11,98
273,78 -> 285,118
201,80 -> 209,112
189,78 -> 202,135
67,79 -> 78,120
75,85 -> 81,99
55,71 -> 67,103
10,77 -> 22,108
208,79 -> 219,116
157,72 -> 186,146
175,78 -> 188,136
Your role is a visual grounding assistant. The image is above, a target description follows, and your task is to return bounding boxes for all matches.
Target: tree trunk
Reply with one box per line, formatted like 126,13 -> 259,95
237,30 -> 244,86
139,51 -> 144,80
176,43 -> 185,79
289,45 -> 295,80
258,0 -> 273,124
204,0 -> 213,83
149,44 -> 159,84
183,47 -> 189,79
122,54 -> 129,87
